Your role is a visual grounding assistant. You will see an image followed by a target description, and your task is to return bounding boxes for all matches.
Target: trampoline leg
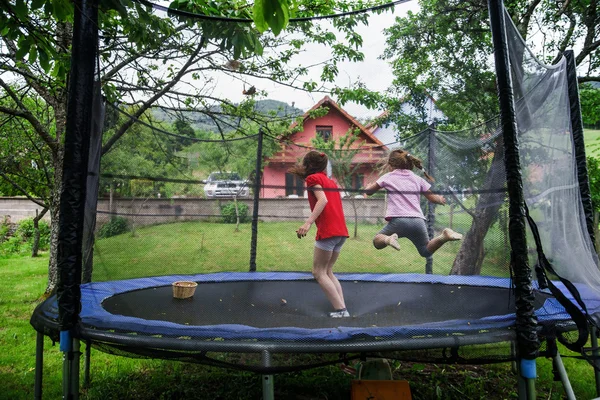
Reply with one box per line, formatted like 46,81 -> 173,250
83,340 -> 91,388
552,351 -> 576,400
516,372 -> 526,400
62,337 -> 81,400
516,359 -> 536,400
510,341 -> 517,374
34,331 -> 44,400
591,326 -> 600,397
261,350 -> 274,400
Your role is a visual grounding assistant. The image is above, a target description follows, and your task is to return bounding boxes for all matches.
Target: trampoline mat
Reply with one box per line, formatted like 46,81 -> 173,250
102,280 -> 551,329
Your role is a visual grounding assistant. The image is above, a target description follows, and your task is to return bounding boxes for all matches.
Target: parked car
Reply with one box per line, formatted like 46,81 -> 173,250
203,172 -> 249,198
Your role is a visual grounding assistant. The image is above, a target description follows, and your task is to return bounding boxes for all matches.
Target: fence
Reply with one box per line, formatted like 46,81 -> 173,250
0,197 -> 387,227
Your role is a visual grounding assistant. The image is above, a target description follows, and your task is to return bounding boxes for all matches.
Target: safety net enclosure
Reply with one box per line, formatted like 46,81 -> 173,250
30,0 -> 600,378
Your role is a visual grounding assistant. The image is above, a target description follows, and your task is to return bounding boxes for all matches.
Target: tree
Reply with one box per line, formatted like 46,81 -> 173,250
587,156 -> 600,251
380,0 -> 599,275
580,84 -> 600,129
312,128 -> 364,238
0,0 -> 382,293
0,92 -> 52,258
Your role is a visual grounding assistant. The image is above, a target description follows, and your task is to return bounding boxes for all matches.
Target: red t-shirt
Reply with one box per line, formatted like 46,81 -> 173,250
305,172 -> 349,241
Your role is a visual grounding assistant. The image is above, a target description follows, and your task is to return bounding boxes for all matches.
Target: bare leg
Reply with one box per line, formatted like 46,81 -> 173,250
312,247 -> 345,310
325,251 -> 345,308
373,233 -> 400,250
426,228 -> 463,254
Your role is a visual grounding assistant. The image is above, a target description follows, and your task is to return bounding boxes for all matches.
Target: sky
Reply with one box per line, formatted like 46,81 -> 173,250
206,1 -> 421,119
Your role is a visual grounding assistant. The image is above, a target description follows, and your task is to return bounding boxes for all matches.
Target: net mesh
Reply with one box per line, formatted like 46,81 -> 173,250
31,3 -> 600,371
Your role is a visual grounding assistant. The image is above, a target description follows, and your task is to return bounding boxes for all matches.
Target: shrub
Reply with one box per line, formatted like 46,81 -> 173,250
0,222 -> 9,243
0,218 -> 51,256
98,216 -> 130,238
16,218 -> 51,249
220,201 -> 249,224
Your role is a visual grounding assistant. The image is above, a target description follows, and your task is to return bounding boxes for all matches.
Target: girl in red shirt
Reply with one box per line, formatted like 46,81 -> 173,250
289,151 -> 350,318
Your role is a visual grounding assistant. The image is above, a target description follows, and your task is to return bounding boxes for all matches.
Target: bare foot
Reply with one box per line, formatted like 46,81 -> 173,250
442,228 -> 463,241
386,233 -> 401,250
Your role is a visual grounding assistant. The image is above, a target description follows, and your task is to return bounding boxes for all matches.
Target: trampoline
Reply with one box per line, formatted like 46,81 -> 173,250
31,272 -> 600,356
26,1 -> 600,398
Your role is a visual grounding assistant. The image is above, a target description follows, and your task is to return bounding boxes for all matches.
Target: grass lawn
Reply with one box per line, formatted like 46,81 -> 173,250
1,220 -> 599,399
585,128 -> 600,155
92,219 -> 508,281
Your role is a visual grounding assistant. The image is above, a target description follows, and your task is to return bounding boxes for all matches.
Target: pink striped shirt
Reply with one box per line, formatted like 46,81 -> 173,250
376,169 -> 431,219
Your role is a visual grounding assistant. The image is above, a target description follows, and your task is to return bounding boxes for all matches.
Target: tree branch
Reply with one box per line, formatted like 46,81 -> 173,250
0,171 -> 47,208
0,79 -> 58,154
102,38 -> 207,154
578,76 -> 600,83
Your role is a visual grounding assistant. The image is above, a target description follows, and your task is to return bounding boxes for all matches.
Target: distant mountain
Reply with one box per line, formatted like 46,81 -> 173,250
252,99 -> 305,117
152,100 -> 304,133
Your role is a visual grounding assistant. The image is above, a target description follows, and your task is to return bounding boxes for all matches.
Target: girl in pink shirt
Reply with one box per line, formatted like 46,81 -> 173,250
364,149 -> 462,257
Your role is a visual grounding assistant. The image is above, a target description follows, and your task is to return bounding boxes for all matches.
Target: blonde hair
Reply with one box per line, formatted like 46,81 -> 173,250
288,150 -> 328,179
387,149 -> 434,182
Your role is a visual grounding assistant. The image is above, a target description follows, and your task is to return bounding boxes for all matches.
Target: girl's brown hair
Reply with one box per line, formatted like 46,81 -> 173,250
288,150 -> 328,179
387,149 -> 435,182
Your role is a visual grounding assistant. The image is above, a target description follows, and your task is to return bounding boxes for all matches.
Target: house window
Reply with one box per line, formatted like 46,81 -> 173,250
352,174 -> 364,191
285,173 -> 304,196
316,126 -> 332,142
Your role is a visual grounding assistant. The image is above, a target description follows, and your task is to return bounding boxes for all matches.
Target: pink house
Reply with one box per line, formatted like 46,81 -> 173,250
261,96 -> 388,198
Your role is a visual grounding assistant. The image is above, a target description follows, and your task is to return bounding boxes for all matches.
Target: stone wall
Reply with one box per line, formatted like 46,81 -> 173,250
1,197 -> 387,227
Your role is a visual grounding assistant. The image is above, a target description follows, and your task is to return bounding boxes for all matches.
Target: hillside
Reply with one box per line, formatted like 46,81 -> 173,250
152,99 -> 304,133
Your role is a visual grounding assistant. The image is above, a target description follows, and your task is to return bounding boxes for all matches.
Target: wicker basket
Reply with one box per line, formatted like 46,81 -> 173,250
172,281 -> 198,299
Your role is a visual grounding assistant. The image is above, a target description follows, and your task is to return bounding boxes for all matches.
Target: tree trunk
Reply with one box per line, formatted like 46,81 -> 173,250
234,196 -> 240,232
31,208 -> 48,257
45,185 -> 62,296
450,138 -> 506,275
44,144 -> 64,296
351,197 -> 358,238
594,211 -> 599,252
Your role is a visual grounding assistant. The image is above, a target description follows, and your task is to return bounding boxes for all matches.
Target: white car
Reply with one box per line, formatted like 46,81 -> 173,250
203,172 -> 249,198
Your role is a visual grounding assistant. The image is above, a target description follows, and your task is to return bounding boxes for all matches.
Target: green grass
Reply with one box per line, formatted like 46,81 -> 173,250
92,219 -> 509,282
1,221 -> 599,399
585,128 -> 600,156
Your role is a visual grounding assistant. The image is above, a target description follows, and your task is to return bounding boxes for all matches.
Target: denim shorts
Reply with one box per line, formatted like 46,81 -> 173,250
315,236 -> 347,252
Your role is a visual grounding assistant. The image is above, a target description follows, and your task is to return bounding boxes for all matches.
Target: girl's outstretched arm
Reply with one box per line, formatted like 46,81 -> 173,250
423,190 -> 446,205
363,182 -> 381,196
297,185 -> 328,238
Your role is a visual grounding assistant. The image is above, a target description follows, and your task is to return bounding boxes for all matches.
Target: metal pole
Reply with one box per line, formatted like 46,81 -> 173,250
34,331 -> 44,400
488,0 -> 539,393
250,129 -> 264,271
83,340 -> 91,388
591,325 -> 600,396
552,351 -> 576,400
261,350 -> 274,400
70,339 -> 81,400
425,124 -> 437,274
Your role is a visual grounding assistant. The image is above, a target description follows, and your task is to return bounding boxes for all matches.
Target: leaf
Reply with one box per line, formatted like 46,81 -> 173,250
263,0 -> 289,36
30,0 -> 45,11
13,0 -> 28,19
252,0 -> 270,33
99,0 -> 128,16
38,47 -> 50,72
28,45 -> 38,65
52,0 -> 73,21
15,36 -> 31,60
